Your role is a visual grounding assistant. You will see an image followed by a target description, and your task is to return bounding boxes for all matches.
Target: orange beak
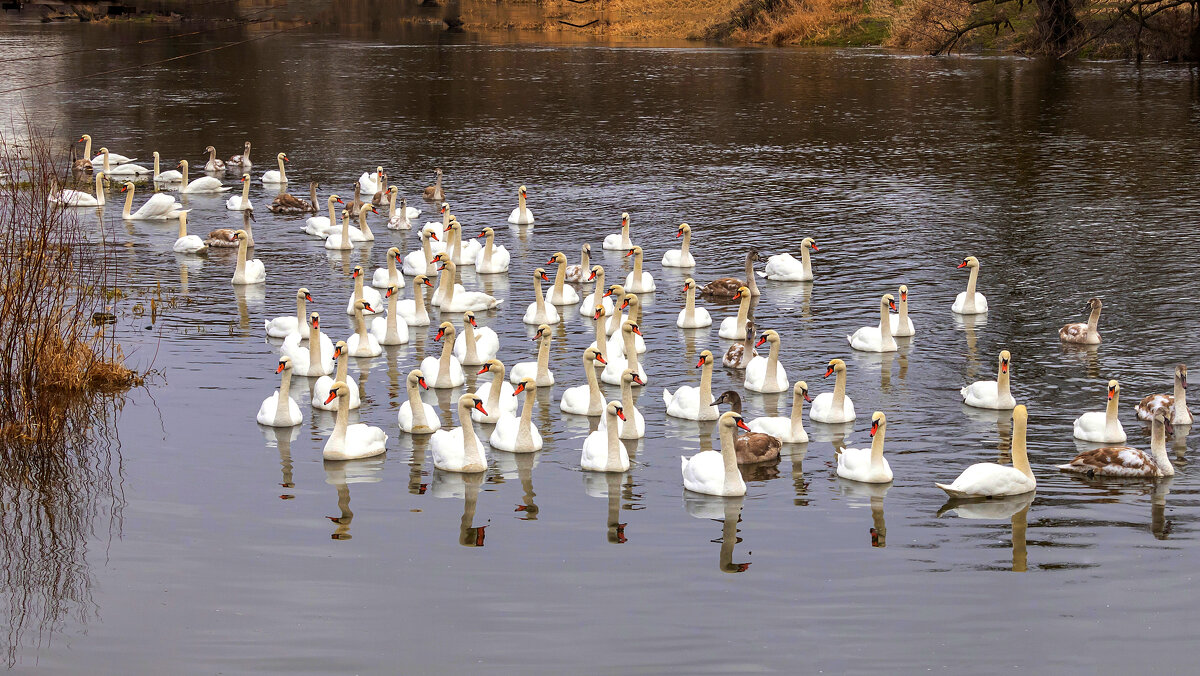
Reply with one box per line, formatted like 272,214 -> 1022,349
477,365 -> 490,374
361,302 -> 374,313
468,316 -> 477,328
1107,389 -> 1114,400
323,392 -> 337,405
514,383 -> 526,395
736,418 -> 750,432
594,354 -> 607,365
422,278 -> 434,287
616,409 -> 627,421
335,197 -> 344,204
1001,361 -> 1009,374
803,390 -> 812,402
333,346 -> 342,359
385,288 -> 395,298
889,299 -> 897,311
588,270 -> 597,281
434,328 -> 445,342
870,420 -> 879,437
624,249 -> 635,258
696,356 -> 706,367
755,335 -> 767,348
304,293 -> 313,302
418,377 -> 428,390
810,242 -> 820,252
956,260 -> 968,269
824,366 -> 834,378
632,374 -> 645,385
631,325 -> 642,336
430,232 -> 439,241
473,401 -> 488,415
275,362 -> 286,373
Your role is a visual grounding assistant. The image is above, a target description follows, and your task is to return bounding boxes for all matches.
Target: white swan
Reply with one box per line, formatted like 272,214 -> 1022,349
717,286 -> 752,339
681,412 -> 749,496
230,229 -> 265,284
577,266 -> 614,318
1073,380 -> 1126,443
396,275 -> 433,327
177,160 -> 229,194
661,223 -> 696,267
664,350 -> 720,421
888,284 -> 915,337
952,256 -> 988,315
749,381 -> 811,443
303,194 -> 345,237
421,201 -> 451,239
836,412 -> 893,483
50,171 -> 106,207
598,368 -> 646,439
358,167 -> 384,195
962,350 -> 1016,410
759,237 -> 819,281
601,321 -> 647,385
622,246 -> 656,293
96,148 -> 150,177
152,152 -> 183,182
225,174 -> 254,211
1059,410 -> 1173,478
507,184 -> 535,225
172,210 -> 206,254
490,378 -> 543,452
264,287 -> 312,339
606,293 -> 646,354
313,341 -> 362,411
810,359 -> 856,423
474,227 -> 510,273
385,188 -> 420,229
322,382 -> 388,461
472,359 -> 517,423
434,259 -> 502,312
261,152 -> 288,184
559,347 -> 608,416
545,252 -> 581,304
280,313 -> 334,377
256,356 -> 304,427
745,329 -> 789,393
203,145 -> 225,173
346,300 -> 382,358
326,204 -> 374,250
510,324 -> 556,386
398,370 -> 441,434
402,229 -> 444,277
454,312 -> 500,365
345,265 -> 383,316
421,322 -> 467,388
1135,364 -> 1193,425
431,394 -> 490,472
226,141 -> 252,172
445,219 -> 482,266
848,293 -> 898,353
582,402 -> 631,472
78,135 -> 135,165
603,212 -> 633,250
369,286 -> 410,345
371,247 -> 405,290
1059,297 -> 1102,344
523,268 -> 561,325
937,406 -> 1035,497
676,278 -> 712,328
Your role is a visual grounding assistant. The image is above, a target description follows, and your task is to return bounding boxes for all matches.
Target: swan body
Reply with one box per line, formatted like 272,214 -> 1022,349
661,223 -> 696,267
171,211 -> 206,254
423,168 -> 445,202
490,378 -> 544,452
453,313 -> 500,365
230,229 -> 266,284
508,185 -> 534,224
474,227 -> 510,273
313,342 -> 362,411
227,141 -> 252,171
848,293 -> 898,353
431,394 -> 490,473
395,275 -> 433,327
744,330 -> 789,393
510,324 -> 556,387
402,229 -> 445,276
836,412 -> 893,483
398,370 -> 441,434
951,256 -> 988,314
749,381 -> 811,443
962,350 -> 1016,410
303,195 -> 345,236
676,278 -> 712,328
524,268 -> 561,324
723,319 -> 757,369
545,252 -> 581,304
664,350 -> 720,421
225,174 -> 253,211
700,251 -> 761,298
1073,380 -> 1126,443
177,160 -> 229,194
1134,364 -> 1193,425
559,347 -> 608,416
564,244 -> 592,282
1059,411 -> 1173,478
421,322 -> 467,388
152,152 -> 183,182
602,212 -> 633,250
759,238 -> 818,281
280,314 -> 334,377
120,182 -> 184,220
372,247 -> 406,290
257,357 -> 304,427
717,286 -> 752,340
810,359 -> 855,423
358,168 -> 383,195
937,406 -> 1036,498
50,171 -> 106,207
261,152 -> 288,184
681,412 -> 750,496
346,300 -> 383,357
582,402 -> 631,472
203,146 -> 226,173
622,246 -> 656,293
322,382 -> 388,461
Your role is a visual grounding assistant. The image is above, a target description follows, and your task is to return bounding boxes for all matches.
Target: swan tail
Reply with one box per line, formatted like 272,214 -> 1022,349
663,389 -> 673,406
959,386 -> 970,399
680,456 -> 689,473
935,482 -> 968,498
756,271 -> 767,278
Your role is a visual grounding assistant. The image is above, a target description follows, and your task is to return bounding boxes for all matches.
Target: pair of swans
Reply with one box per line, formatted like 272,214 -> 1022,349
453,312 -> 500,365
326,204 -> 377,250
962,350 -> 1016,409
508,185 -> 534,224
937,406 -> 1035,497
472,359 -> 517,423
322,382 -> 388,461
117,181 -> 184,220
95,147 -> 150,177
1059,410 -> 1174,477
431,256 -> 502,312
77,134 -> 134,165
681,412 -> 751,496
676,278 -> 713,328
1135,364 -> 1193,425
280,313 -> 335,377
848,293 -> 898,353
303,194 -> 346,236
759,238 -> 819,281
383,187 -> 421,229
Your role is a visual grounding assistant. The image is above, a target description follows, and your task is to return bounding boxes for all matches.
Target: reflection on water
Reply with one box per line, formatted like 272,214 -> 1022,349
324,457 -> 384,540
938,494 -> 1033,573
837,478 -> 889,548
430,470 -> 488,547
684,494 -> 750,573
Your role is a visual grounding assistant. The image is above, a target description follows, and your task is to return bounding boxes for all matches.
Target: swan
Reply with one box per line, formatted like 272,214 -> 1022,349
177,160 -> 229,194
152,151 -> 182,182
677,278 -> 713,328
937,406 -> 1035,498
587,305 -> 613,365
711,391 -> 782,463
50,171 -> 106,207
313,341 -> 362,411
559,347 -> 608,416
303,195 -> 345,237
717,286 -> 752,339
472,359 -> 517,423
454,312 -> 500,365
446,219 -> 482,266
227,141 -> 252,172
261,152 -> 288,184
431,394 -> 491,472
171,211 -> 206,254
345,266 -> 383,316
565,243 -> 591,282
602,212 -> 633,250
280,313 -> 334,377
661,223 -> 696,267
1073,380 -> 1126,443
358,167 -> 384,195
510,324 -> 555,386
622,246 -> 657,293
434,259 -> 502,312
546,252 -> 581,304
848,293 -> 898,353
424,167 -> 445,202
888,285 -> 915,337
1059,410 -> 1173,478
203,145 -> 226,173
96,148 -> 150,177
256,356 -> 304,427
1059,297 -> 1102,344
523,268 -> 561,325
372,247 -> 406,290
398,370 -> 441,433
759,237 -> 819,282
264,287 -> 313,339
225,174 -> 254,211
474,227 -> 510,273
952,256 -> 988,315
582,402 -> 630,472
422,201 -> 451,238
601,321 -> 647,385
490,378 -> 543,452
230,229 -> 265,284
609,293 -> 647,354
962,350 -> 1016,410
1135,364 -> 1193,425
402,229 -> 444,277
325,204 -> 375,250
837,412 -> 894,483
749,381 -> 812,443
322,382 -> 388,461
346,300 -> 382,358
369,172 -> 392,206
597,369 -> 646,439
422,322 -> 467,388
396,275 -> 433,327
681,412 -> 750,496
664,350 -> 720,421
700,251 -> 762,298
745,329 -> 789,393
269,181 -> 318,214
507,184 -> 534,225
578,266 -> 614,317
723,319 -> 757,368
810,359 -> 856,423
369,286 -> 410,345
384,188 -> 420,229
78,134 -> 135,165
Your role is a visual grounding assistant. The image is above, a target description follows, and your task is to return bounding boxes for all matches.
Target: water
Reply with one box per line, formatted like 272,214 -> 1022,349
2,19 -> 1200,673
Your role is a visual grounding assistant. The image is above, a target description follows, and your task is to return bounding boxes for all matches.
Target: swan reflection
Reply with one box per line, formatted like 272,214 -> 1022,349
684,494 -> 750,573
494,451 -> 540,519
430,469 -> 488,547
938,492 -> 1034,572
584,471 -> 630,543
836,478 -> 889,547
323,456 -> 384,540
260,424 -> 301,497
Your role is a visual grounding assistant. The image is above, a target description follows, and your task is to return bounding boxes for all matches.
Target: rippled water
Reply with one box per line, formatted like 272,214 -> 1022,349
3,19 -> 1200,673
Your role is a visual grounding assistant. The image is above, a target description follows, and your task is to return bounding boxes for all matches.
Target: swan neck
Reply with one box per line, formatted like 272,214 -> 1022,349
590,271 -> 606,309
879,298 -> 893,340
621,220 -> 630,248
339,210 -> 351,247
327,197 -> 337,222
998,363 -> 1010,396
408,379 -> 428,426
95,173 -> 106,204
296,295 -> 307,328
335,350 -> 348,383
534,276 -> 546,311
439,330 -> 454,375
585,356 -> 602,412
1087,305 -> 1101,334
606,409 -> 622,469
536,335 -> 551,375
1150,419 -> 1174,475
632,250 -> 643,278
122,186 -> 133,217
719,422 -> 740,480
684,284 -> 695,315
870,427 -> 886,468
790,389 -> 805,431
179,161 -> 189,191
177,216 -> 187,239
1105,392 -> 1118,425
736,293 -> 749,328
1174,376 -> 1186,408
898,295 -> 909,323
331,387 -> 349,445
624,329 -> 638,370
275,368 -> 292,422
355,308 -> 368,343
580,246 -> 590,270
277,155 -> 286,180
965,265 -> 979,301
154,153 -> 160,176
554,260 -> 567,295
236,235 -> 248,274
1011,417 -> 1032,478
487,368 -> 504,411
801,246 -> 812,277
766,338 -> 780,377
241,176 -> 251,204
833,369 -> 846,411
700,360 -> 714,404
461,403 -> 483,467
744,253 -> 759,296
681,229 -> 690,256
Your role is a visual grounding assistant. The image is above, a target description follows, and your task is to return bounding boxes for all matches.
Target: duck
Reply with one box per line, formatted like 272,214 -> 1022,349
227,141 -> 252,172
1059,297 -> 1102,344
424,168 -> 446,202
581,402 -> 631,472
398,370 -> 441,434
507,184 -> 534,224
402,229 -> 444,277
120,181 -> 184,220
951,256 -> 988,315
256,356 -> 303,427
601,321 -> 647,385
578,265 -> 615,317
759,237 -> 819,281
269,181 -> 319,214
152,151 -> 182,182
433,259 -> 502,312
564,243 -> 592,282
1058,410 -> 1173,478
176,160 -> 229,194
346,300 -> 382,358
723,319 -> 758,368
717,286 -> 753,339
664,350 -> 720,421
372,247 -> 405,290
472,359 -> 517,423
661,223 -> 696,267
962,350 -> 1016,410
810,359 -> 856,423
431,394 -> 490,473
280,313 -> 334,377
681,412 -> 750,496
622,246 -> 656,293
888,284 -> 915,336
225,174 -> 253,211
711,390 -> 782,464
421,322 -> 467,388
559,347 -> 608,416
453,312 -> 500,365
358,167 -> 384,195
545,252 -> 582,304
474,227 -> 510,273
206,209 -> 255,249
598,369 -> 647,439
345,266 -> 383,316
676,278 -> 713,328
261,152 -> 289,184
523,268 -> 561,325
836,412 -> 893,483
602,212 -> 633,250
230,229 -> 265,284
303,194 -> 345,236
203,145 -> 226,173
745,329 -> 789,393
171,211 -> 206,254
490,378 -> 543,452
396,275 -> 434,327
313,342 -> 362,411
848,293 -> 898,353
748,381 -> 812,443
264,287 -> 313,339
1135,364 -> 1193,425
321,382 -> 388,461
700,251 -> 762,298
510,324 -> 556,386
937,405 -> 1035,497
49,171 -> 106,207
369,286 -> 410,346
1073,380 -> 1126,443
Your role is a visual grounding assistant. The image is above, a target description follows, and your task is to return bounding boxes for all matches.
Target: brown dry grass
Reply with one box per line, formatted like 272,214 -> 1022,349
725,0 -> 873,44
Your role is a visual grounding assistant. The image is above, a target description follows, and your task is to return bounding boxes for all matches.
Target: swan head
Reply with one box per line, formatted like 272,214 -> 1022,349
623,321 -> 642,337
276,356 -> 293,374
587,265 -> 602,282
433,321 -> 455,342
514,377 -> 536,395
351,265 -> 364,279
622,368 -> 645,387
796,381 -> 812,402
387,246 -> 401,258
547,252 -> 567,265
310,312 -> 321,329
744,319 -> 755,336
1152,409 -> 1174,436
697,350 -> 714,367
712,390 -> 741,412
463,311 -> 478,328
620,212 -> 630,227
175,159 -> 188,171
244,141 -> 252,150
533,324 -> 551,341
957,255 -> 980,269
824,358 -> 846,377
98,147 -> 109,156
414,274 -> 433,288
603,401 -> 626,421
676,223 -> 690,237
883,293 -> 896,311
898,284 -> 908,301
231,229 -> 249,242
869,411 -> 886,437
385,285 -> 399,298
1107,380 -> 1119,399
297,287 -> 312,301
435,167 -> 443,176
605,283 -> 625,299
733,285 -> 751,300
1086,297 -> 1102,311
354,299 -> 374,314
1176,364 -> 1188,388
518,185 -> 526,197
120,181 -> 134,193
719,410 -> 750,432
476,358 -> 503,376
204,145 -> 215,154
592,305 -> 606,320
78,134 -> 91,143
1012,404 -> 1028,428
478,227 -> 494,238
432,253 -> 450,271
534,267 -> 549,282
323,381 -> 349,405
329,194 -> 343,205
439,202 -> 449,214
582,243 -> 591,253
359,203 -> 378,216
999,350 -> 1011,374
409,369 -> 429,390
682,277 -> 695,292
755,329 -> 780,348
154,151 -> 161,160
585,346 -> 606,366
624,246 -> 643,259
801,237 -> 819,251
277,153 -> 288,162
333,340 -> 348,359
460,393 -> 487,416
240,173 -> 250,183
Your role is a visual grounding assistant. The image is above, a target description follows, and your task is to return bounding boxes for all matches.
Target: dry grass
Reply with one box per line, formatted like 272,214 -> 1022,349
722,0 -> 874,45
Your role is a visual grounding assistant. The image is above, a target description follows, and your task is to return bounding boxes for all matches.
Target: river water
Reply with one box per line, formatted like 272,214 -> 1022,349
1,19 -> 1199,673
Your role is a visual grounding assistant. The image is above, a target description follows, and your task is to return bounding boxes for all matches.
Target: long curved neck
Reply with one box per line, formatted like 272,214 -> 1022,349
339,211 -> 351,248
83,137 -> 92,159
870,425 -> 886,469
442,208 -> 451,229
354,309 -> 368,342
740,329 -> 754,358
358,207 -> 372,239
620,220 -> 630,248
700,360 -> 714,405
1010,417 -> 1032,478
632,251 -> 643,279
421,234 -> 434,274
277,155 -> 286,179
1105,391 -> 1118,427
997,364 -> 1010,397
593,314 -> 607,361
718,423 -> 740,486
744,254 -> 759,296
154,153 -> 160,176
94,173 -> 106,203
236,236 -> 249,275
354,274 -> 364,303
122,186 -> 133,217
554,260 -> 567,295
517,191 -> 526,213
102,151 -> 111,172
179,161 -> 189,190
487,368 -> 504,411
536,336 -> 551,377
460,403 -> 483,467
177,217 -> 188,239
1086,305 -> 1101,336
624,330 -> 639,370
736,293 -> 749,327
331,389 -> 350,445
581,247 -> 590,270
441,263 -> 458,304
517,387 -> 536,447
621,378 -> 635,412
483,232 -> 494,264
534,276 -> 547,312
386,292 -> 399,337
605,410 -> 621,469
412,282 -> 426,315
898,294 -> 909,324
335,350 -> 349,383
208,147 -> 217,163
1150,419 -> 1173,475
309,183 -> 317,209
878,298 -> 893,340
327,198 -> 337,222
407,379 -> 429,427
439,331 -> 455,377
295,295 -> 307,328
590,271 -> 606,307
449,226 -> 461,259
801,246 -> 812,277
681,230 -> 690,257
585,357 -> 602,412
790,389 -> 805,433
463,323 -> 478,363
241,177 -> 251,205
242,145 -> 251,165
765,338 -> 780,389
388,252 -> 398,281
684,284 -> 696,317
275,368 -> 293,421
1174,374 -> 1186,409
965,266 -> 979,306
387,189 -> 397,217
309,320 -> 322,365
833,369 -> 846,412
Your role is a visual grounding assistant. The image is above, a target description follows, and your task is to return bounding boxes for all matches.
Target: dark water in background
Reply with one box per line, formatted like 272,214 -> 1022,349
2,18 -> 1200,673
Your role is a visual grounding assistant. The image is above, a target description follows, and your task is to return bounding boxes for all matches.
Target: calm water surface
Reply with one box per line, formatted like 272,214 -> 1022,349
2,20 -> 1200,673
